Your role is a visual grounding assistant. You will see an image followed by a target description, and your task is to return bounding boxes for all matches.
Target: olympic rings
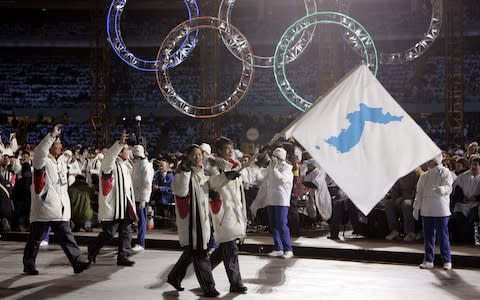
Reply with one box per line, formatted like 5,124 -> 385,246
338,0 -> 442,64
218,0 -> 318,68
155,17 -> 254,119
274,12 -> 378,112
106,0 -> 200,71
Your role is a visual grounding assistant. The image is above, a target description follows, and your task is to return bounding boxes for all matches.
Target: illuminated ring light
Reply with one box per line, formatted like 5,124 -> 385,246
339,0 -> 442,64
156,17 -> 254,119
106,0 -> 200,71
274,12 -> 378,112
218,0 -> 318,68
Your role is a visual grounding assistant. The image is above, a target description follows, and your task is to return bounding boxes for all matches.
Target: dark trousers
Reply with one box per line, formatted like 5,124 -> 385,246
135,203 -> 147,247
88,220 -> 132,261
23,221 -> 85,269
450,207 -> 479,244
422,216 -> 451,263
168,247 -> 216,293
210,240 -> 243,287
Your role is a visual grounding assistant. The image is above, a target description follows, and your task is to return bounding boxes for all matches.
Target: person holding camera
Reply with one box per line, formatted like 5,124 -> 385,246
208,137 -> 247,294
88,131 -> 137,267
22,124 -> 91,275
167,145 -> 219,297
252,147 -> 295,259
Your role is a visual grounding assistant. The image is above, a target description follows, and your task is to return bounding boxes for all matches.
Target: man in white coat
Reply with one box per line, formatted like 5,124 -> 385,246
88,131 -> 137,266
208,137 -> 248,294
167,145 -> 219,297
22,124 -> 91,275
302,159 -> 332,224
131,145 -> 154,252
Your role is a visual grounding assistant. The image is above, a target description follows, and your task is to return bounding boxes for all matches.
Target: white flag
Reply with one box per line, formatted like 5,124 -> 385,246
284,64 -> 441,215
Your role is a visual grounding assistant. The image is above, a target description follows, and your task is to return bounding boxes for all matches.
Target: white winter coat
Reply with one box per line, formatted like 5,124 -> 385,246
414,164 -> 453,217
98,142 -> 137,222
452,169 -> 480,216
132,158 -> 154,203
250,160 -> 293,217
30,134 -> 71,222
172,166 -> 211,250
209,157 -> 247,244
303,167 -> 332,221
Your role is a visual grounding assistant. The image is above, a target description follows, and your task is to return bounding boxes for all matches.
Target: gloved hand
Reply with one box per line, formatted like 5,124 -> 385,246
209,190 -> 220,200
225,170 -> 241,180
303,181 -> 317,189
413,208 -> 419,221
180,159 -> 192,172
255,152 -> 270,167
139,201 -> 146,209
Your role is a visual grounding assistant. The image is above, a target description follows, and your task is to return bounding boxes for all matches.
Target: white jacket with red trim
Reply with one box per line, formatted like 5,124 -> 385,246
172,165 -> 211,250
208,157 -> 247,244
30,134 -> 71,222
98,142 -> 137,222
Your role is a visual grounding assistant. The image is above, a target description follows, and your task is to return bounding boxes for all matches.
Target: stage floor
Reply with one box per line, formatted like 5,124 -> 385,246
3,228 -> 480,269
1,241 -> 479,300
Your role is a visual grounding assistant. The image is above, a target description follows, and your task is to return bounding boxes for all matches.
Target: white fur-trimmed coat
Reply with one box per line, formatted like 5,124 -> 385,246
172,166 -> 211,250
209,157 -> 247,244
98,142 -> 137,222
30,134 -> 71,222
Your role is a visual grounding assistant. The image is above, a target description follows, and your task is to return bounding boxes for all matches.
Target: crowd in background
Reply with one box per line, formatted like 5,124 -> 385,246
1,125 -> 479,250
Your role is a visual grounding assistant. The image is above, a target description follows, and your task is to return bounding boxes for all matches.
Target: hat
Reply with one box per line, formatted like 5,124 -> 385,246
454,149 -> 464,157
96,153 -> 104,160
305,158 -> 320,169
199,143 -> 211,155
272,147 -> 287,161
432,153 -> 443,165
63,150 -> 73,157
132,145 -> 146,158
234,149 -> 243,159
2,148 -> 14,157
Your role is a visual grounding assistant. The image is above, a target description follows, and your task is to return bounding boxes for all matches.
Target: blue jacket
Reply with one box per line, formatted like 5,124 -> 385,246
151,171 -> 174,205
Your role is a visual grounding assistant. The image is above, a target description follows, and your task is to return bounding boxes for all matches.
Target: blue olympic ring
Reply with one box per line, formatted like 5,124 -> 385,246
106,0 -> 200,72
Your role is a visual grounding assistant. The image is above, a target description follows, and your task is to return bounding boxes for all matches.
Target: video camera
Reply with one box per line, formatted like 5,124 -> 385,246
122,115 -> 142,146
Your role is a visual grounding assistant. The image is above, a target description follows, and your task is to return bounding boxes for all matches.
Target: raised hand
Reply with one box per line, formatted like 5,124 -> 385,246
52,124 -> 62,137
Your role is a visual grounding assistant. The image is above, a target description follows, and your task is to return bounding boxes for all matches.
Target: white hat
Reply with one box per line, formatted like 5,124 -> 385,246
272,147 -> 287,161
63,150 -> 73,157
305,158 -> 320,169
132,145 -> 146,158
432,153 -> 443,165
234,149 -> 243,159
455,149 -> 464,157
199,143 -> 211,155
96,153 -> 104,160
2,148 -> 14,157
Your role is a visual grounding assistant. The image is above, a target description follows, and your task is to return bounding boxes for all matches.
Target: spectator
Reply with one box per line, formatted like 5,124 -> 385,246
384,170 -> 420,242
151,159 -> 174,221
11,162 -> 32,231
450,155 -> 480,243
68,175 -> 94,232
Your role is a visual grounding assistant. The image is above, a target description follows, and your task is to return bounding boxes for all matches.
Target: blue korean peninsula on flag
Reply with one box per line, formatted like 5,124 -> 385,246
284,64 -> 441,215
